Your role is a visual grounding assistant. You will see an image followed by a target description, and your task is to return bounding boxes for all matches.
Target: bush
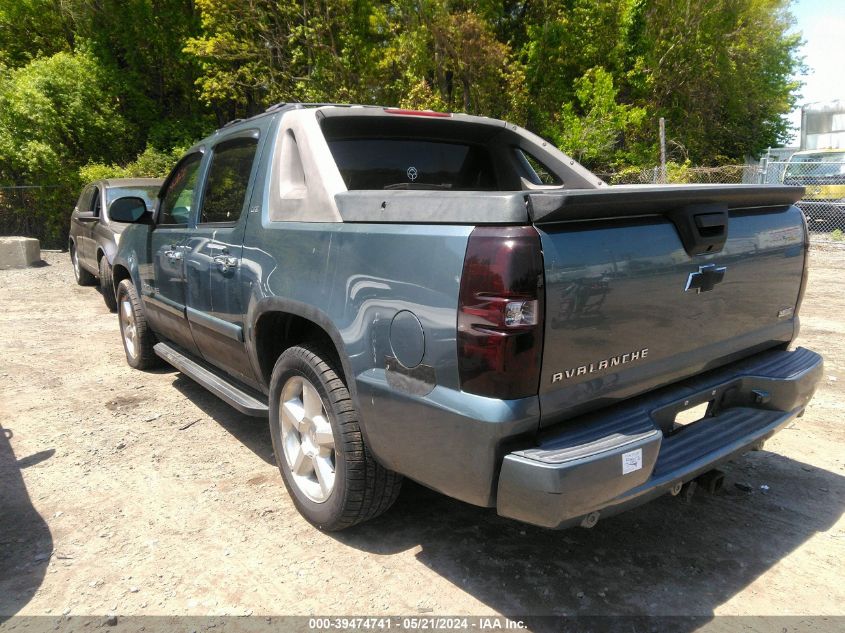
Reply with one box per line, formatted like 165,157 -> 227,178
0,50 -> 134,247
79,145 -> 186,184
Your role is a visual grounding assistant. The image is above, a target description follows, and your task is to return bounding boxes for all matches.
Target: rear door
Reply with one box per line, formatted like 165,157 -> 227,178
145,152 -> 204,355
530,188 -> 807,426
184,133 -> 261,382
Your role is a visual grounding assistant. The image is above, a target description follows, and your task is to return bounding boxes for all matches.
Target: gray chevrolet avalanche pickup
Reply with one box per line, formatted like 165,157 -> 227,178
108,103 -> 822,531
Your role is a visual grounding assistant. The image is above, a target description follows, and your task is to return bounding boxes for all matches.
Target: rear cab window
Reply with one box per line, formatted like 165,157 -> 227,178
327,138 -> 498,191
320,115 -> 521,191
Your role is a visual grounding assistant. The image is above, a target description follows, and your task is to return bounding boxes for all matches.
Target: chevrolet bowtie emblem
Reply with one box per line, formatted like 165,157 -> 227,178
685,264 -> 726,293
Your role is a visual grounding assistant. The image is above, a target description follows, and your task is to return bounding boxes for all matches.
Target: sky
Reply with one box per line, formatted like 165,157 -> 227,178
786,0 -> 845,144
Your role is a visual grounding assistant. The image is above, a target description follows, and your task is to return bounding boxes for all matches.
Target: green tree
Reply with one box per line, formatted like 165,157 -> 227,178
184,1 -> 527,122
620,0 -> 802,163
0,50 -> 133,244
0,49 -> 131,184
0,0 -> 810,203
0,0 -> 77,66
77,0 -> 207,149
547,66 -> 646,167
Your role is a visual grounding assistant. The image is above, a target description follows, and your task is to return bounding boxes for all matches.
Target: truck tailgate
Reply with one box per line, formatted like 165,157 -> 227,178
528,185 -> 807,426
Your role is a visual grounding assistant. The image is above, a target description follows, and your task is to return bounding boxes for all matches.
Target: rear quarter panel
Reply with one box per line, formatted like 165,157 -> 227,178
240,218 -> 540,506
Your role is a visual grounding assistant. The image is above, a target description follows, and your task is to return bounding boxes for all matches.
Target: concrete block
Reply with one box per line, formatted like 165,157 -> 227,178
0,236 -> 41,269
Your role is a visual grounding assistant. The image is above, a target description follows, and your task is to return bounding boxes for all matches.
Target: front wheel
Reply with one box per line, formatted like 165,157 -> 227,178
268,344 -> 402,530
99,257 -> 117,312
116,279 -> 160,370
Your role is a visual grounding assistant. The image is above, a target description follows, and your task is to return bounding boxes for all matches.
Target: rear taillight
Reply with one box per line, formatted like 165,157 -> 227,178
457,226 -> 544,399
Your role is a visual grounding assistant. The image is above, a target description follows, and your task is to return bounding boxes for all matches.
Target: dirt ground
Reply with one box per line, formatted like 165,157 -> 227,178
1,246 -> 843,625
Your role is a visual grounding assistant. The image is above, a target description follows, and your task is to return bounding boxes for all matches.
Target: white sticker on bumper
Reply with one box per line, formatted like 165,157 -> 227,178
622,448 -> 643,475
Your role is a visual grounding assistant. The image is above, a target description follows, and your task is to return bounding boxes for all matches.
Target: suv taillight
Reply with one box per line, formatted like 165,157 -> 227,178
457,226 -> 544,399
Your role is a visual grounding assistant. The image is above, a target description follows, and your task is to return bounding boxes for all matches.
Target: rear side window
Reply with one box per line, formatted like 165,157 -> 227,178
159,153 -> 203,225
200,137 -> 259,224
107,186 -> 160,208
327,139 -> 498,191
516,149 -> 563,186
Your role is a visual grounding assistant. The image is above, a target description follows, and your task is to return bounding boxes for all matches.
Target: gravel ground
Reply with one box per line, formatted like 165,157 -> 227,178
1,248 -> 843,624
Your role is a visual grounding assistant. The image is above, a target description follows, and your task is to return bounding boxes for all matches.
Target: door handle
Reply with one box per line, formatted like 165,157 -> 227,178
213,254 -> 238,272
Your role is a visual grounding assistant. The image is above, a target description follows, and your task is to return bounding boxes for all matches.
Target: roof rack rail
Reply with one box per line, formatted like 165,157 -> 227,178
264,102 -> 379,113
214,102 -> 383,134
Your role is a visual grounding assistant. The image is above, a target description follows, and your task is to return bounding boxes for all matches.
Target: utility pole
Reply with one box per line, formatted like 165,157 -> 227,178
659,117 -> 667,184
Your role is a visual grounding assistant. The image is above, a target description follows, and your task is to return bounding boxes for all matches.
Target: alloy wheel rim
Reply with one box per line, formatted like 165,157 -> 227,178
72,249 -> 80,280
120,297 -> 138,359
279,375 -> 336,503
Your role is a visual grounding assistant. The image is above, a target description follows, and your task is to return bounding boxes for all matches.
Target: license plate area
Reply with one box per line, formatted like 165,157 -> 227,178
653,391 -> 721,436
673,401 -> 712,429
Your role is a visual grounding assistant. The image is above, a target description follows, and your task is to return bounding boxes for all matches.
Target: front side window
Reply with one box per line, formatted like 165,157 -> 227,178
159,153 -> 203,226
76,186 -> 95,215
91,188 -> 102,217
199,137 -> 259,224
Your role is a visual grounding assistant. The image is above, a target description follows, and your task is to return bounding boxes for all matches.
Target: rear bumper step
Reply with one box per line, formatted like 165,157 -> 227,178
496,347 -> 823,529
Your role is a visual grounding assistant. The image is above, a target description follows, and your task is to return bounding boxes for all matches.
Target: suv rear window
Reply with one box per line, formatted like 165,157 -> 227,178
326,138 -> 498,191
107,186 -> 160,208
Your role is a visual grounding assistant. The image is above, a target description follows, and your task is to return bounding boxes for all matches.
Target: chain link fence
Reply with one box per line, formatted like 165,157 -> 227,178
3,163 -> 844,249
600,161 -> 845,246
599,164 -> 758,186
759,160 -> 845,240
0,185 -> 77,249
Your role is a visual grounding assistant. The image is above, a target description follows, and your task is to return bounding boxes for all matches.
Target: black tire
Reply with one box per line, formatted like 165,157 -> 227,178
116,279 -> 160,370
99,256 -> 117,312
268,344 -> 402,531
71,243 -> 95,286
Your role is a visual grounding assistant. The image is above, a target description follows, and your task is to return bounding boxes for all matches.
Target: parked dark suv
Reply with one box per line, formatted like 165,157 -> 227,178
68,178 -> 162,310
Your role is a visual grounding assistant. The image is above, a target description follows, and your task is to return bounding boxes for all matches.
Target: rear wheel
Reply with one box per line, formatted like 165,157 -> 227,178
268,344 -> 402,530
98,256 -> 117,312
71,244 -> 95,286
116,279 -> 160,370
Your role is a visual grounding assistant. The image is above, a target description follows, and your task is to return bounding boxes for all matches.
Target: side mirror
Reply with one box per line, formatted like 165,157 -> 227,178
76,210 -> 97,221
109,197 -> 149,223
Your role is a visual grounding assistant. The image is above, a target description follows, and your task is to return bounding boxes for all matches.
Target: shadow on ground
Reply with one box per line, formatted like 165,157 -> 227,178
164,384 -> 844,629
333,450 -> 844,628
171,374 -> 274,465
0,425 -> 54,621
